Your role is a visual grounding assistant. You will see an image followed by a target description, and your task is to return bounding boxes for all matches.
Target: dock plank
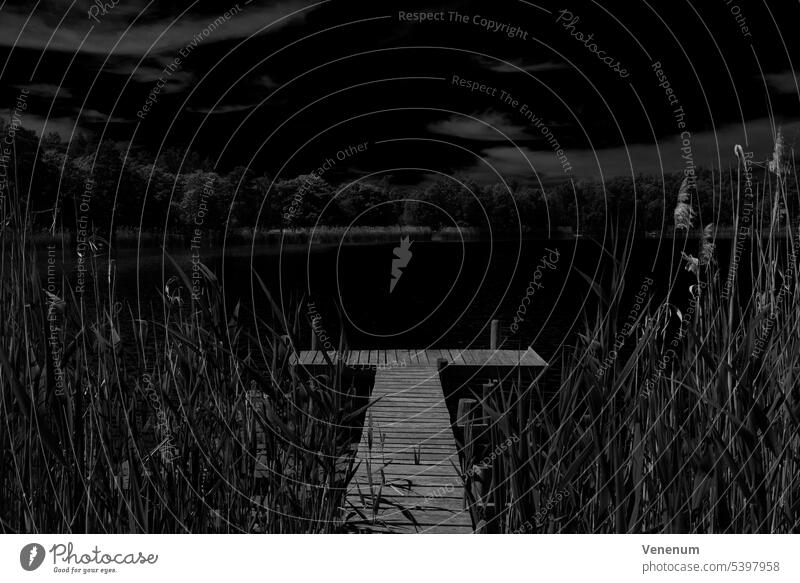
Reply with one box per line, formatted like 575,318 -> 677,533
348,366 -> 472,533
295,348 -> 546,370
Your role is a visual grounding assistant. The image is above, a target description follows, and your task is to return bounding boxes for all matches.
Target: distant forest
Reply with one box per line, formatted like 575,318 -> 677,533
1,120 -> 795,237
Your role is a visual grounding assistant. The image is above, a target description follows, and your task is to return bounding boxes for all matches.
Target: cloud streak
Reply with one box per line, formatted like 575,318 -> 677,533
474,56 -> 569,74
428,110 -> 530,141
184,103 -> 258,115
764,70 -> 799,95
473,117 -> 798,182
0,1 -> 314,56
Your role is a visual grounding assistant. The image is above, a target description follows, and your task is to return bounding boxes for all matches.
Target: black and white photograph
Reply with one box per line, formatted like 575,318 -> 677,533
1,0 -> 799,579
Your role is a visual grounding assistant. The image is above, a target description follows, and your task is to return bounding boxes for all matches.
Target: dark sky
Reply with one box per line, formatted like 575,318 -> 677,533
2,0 -> 798,186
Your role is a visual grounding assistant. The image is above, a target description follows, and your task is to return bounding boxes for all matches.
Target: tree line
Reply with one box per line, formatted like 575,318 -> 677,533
1,120 -> 794,237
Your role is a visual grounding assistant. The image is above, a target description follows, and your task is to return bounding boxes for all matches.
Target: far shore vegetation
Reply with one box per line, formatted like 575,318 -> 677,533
3,120 -> 797,249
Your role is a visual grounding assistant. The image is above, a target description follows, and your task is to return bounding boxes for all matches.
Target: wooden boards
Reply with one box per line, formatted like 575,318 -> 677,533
293,348 -> 547,368
346,366 -> 473,533
287,348 -> 547,532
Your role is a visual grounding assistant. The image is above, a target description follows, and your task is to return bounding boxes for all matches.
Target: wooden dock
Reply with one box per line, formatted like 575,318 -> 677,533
293,348 -> 546,533
294,348 -> 546,368
346,365 -> 472,533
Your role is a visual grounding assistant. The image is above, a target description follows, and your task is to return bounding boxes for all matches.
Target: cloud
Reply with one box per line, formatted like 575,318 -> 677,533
472,117 -> 799,182
0,1 -> 315,56
3,105 -> 131,140
2,111 -> 78,140
16,83 -> 73,99
475,145 -> 573,183
184,103 -> 258,115
253,74 -> 279,89
474,56 -> 569,74
428,110 -> 530,141
109,63 -> 195,93
764,70 -> 799,95
79,108 -> 129,123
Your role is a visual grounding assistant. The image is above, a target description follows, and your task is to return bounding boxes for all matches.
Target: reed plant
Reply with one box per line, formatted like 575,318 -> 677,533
462,143 -> 800,533
0,200 -> 365,533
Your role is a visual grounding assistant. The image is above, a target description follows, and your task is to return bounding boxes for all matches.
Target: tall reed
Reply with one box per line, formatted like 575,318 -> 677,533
461,145 -> 800,533
0,201 -> 363,533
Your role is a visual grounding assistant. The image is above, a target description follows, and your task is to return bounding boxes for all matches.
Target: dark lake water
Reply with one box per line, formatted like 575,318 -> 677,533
40,236 -> 724,361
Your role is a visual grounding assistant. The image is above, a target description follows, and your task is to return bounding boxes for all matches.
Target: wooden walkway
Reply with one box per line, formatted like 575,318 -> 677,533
294,348 -> 546,368
291,347 -> 546,533
346,366 -> 473,533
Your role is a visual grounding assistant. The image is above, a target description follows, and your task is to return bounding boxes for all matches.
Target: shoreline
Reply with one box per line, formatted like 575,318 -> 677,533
14,224 -> 794,249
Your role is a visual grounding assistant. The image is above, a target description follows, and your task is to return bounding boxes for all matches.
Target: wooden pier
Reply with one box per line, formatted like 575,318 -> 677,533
293,347 -> 546,368
294,347 -> 546,533
348,365 -> 469,533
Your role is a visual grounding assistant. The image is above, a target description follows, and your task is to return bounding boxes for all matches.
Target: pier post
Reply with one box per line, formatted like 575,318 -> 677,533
490,319 -> 500,349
